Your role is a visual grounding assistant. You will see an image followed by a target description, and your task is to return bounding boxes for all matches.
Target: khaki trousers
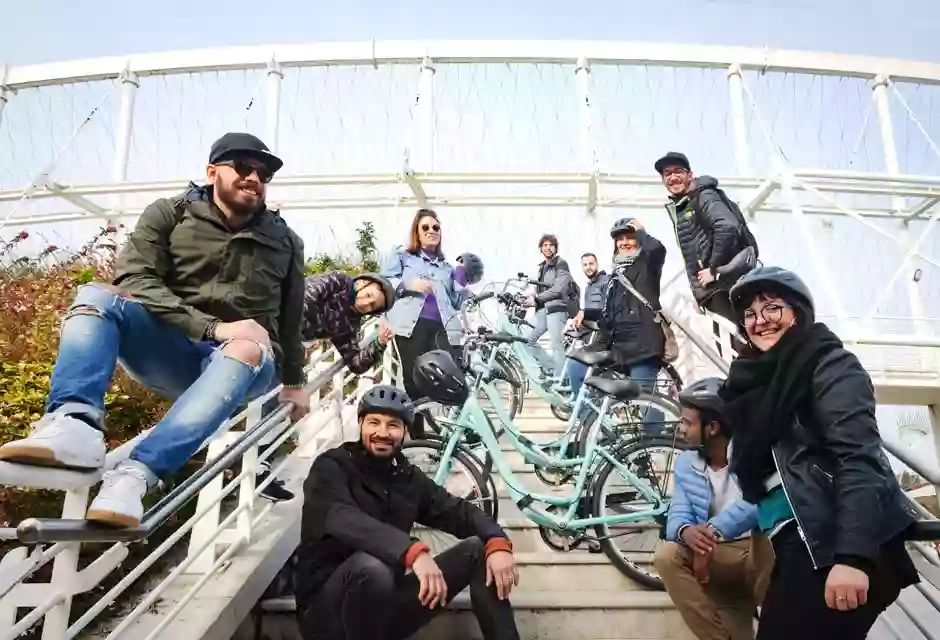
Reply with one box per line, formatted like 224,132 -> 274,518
654,534 -> 774,640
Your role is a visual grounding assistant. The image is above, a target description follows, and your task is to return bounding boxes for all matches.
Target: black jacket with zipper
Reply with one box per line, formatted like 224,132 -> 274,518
667,176 -> 744,304
295,442 -> 508,606
599,230 -> 666,368
770,347 -> 918,571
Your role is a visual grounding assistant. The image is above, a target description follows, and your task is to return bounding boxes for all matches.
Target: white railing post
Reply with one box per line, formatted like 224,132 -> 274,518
727,64 -> 750,176
265,59 -> 283,151
929,404 -> 940,497
109,69 -> 138,245
184,434 -> 230,574
236,405 -> 261,543
415,56 -> 436,171
39,488 -> 88,640
873,75 -> 930,340
0,65 -> 10,133
576,55 -> 602,249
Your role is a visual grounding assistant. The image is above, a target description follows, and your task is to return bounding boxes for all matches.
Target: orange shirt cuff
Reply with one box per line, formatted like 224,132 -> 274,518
403,541 -> 430,570
484,538 -> 513,558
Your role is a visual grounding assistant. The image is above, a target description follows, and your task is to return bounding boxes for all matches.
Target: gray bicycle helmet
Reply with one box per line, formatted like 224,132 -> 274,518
413,350 -> 469,406
729,266 -> 814,315
457,252 -> 485,285
609,218 -> 638,238
678,377 -> 726,415
358,384 -> 413,426
353,273 -> 397,313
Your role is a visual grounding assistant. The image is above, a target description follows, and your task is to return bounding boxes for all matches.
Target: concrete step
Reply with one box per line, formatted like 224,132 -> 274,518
240,591 -> 695,640
408,591 -> 695,640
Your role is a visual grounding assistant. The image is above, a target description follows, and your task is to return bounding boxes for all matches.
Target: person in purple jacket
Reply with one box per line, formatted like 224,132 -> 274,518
381,209 -> 485,439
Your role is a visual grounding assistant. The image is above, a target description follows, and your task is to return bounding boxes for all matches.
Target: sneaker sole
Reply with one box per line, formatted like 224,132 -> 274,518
85,508 -> 141,529
0,444 -> 103,471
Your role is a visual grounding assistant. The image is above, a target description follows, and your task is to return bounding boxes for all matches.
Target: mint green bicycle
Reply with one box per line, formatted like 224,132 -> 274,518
404,331 -> 677,589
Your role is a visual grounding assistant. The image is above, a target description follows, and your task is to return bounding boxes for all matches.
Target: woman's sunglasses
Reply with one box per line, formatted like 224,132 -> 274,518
215,158 -> 274,184
421,223 -> 441,232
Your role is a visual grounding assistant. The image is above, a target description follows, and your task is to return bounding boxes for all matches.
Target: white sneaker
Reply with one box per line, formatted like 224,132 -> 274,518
0,413 -> 106,470
86,465 -> 149,528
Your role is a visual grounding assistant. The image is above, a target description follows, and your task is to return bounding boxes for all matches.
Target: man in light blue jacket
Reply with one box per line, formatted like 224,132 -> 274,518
654,378 -> 774,640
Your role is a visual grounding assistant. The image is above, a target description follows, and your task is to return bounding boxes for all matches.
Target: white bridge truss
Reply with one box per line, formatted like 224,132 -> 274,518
1,40 -> 939,639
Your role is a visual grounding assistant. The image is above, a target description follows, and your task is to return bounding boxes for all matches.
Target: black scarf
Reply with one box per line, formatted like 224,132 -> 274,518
720,322 -> 844,503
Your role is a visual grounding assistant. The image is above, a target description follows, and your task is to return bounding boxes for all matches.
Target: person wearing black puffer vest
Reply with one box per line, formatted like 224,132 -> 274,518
720,266 -> 919,640
655,152 -> 757,352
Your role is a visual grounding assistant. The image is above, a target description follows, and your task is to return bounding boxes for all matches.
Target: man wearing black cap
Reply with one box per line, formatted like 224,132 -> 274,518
653,152 -> 758,349
0,132 -> 310,528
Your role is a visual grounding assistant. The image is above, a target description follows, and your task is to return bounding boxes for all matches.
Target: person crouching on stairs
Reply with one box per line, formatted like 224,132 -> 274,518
255,271 -> 398,502
294,378 -> 520,640
654,377 -> 774,640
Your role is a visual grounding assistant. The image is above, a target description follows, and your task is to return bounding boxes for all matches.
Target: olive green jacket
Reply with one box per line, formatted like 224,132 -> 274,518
111,185 -> 306,385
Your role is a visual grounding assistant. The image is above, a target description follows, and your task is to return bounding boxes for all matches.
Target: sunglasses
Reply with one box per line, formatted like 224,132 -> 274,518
421,223 -> 441,232
216,158 -> 274,184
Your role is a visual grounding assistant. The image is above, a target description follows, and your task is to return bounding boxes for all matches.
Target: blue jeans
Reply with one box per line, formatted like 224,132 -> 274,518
525,308 -> 568,377
46,284 -> 276,481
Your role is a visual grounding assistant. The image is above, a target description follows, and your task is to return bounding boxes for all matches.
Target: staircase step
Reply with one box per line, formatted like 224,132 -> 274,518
247,591 -> 693,640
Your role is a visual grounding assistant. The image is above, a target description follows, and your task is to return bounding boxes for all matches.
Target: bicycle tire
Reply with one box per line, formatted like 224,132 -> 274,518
575,391 -> 682,459
589,437 -> 685,590
401,438 -> 498,520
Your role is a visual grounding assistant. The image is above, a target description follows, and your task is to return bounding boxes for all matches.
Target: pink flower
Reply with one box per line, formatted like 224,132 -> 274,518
17,230 -> 28,240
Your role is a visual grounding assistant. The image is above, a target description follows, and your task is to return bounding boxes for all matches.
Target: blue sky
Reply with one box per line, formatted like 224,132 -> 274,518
2,0 -> 940,66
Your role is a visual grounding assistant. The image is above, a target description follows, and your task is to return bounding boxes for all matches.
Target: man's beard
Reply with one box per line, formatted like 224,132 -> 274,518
216,181 -> 265,218
584,269 -> 597,279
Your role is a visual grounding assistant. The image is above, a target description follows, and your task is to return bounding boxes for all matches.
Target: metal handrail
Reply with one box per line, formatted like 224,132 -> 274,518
15,358 -> 346,545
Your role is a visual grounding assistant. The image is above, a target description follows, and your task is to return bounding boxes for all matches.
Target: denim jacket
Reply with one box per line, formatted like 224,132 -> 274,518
380,246 -> 469,345
665,449 -> 758,542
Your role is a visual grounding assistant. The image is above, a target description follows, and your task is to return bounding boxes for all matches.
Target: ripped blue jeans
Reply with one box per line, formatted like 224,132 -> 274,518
46,284 -> 275,482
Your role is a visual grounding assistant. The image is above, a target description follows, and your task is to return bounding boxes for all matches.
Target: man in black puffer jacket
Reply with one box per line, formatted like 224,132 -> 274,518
654,152 -> 757,326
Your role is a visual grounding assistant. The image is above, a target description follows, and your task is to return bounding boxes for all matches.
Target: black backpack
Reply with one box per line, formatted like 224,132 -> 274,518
694,187 -> 760,258
564,278 -> 581,319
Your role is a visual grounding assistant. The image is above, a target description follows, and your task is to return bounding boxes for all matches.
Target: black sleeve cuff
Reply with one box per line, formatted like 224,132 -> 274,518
833,554 -> 875,577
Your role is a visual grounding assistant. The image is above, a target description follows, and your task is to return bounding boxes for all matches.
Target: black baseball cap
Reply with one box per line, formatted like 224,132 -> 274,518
209,132 -> 284,173
654,151 -> 691,175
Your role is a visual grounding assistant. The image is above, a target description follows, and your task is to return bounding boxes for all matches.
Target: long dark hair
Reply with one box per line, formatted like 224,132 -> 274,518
406,209 -> 442,256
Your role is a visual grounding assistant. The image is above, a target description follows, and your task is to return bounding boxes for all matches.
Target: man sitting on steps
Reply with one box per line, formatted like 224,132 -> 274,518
295,381 -> 520,640
0,132 -> 310,528
654,377 -> 774,640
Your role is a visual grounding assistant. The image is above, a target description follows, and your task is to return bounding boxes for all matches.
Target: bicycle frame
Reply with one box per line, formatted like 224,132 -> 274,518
431,390 -> 667,531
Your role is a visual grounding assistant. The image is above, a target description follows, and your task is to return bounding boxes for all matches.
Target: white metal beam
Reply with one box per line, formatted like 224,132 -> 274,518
741,179 -> 777,217
37,178 -> 108,217
905,196 -> 940,222
7,41 -> 940,90
402,168 -> 428,207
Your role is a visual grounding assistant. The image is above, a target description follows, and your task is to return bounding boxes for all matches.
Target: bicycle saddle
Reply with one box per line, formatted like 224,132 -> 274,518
581,319 -> 600,332
569,347 -> 614,367
584,376 -> 642,401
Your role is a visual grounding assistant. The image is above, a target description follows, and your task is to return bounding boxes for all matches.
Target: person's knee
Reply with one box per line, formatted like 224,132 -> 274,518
654,541 -> 687,578
220,338 -> 265,366
345,553 -> 395,594
461,536 -> 485,563
65,284 -> 121,320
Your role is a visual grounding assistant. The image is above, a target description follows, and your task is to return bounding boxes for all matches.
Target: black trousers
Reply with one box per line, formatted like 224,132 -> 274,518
756,523 -> 908,640
297,537 -> 520,640
394,318 -> 460,439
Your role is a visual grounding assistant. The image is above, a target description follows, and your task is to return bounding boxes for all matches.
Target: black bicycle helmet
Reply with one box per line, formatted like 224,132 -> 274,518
353,273 -> 397,313
678,377 -> 725,414
729,266 -> 814,315
357,384 -> 413,426
609,218 -> 638,238
456,252 -> 485,285
413,350 -> 470,407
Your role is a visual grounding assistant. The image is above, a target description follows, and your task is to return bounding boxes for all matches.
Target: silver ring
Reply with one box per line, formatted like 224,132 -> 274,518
837,596 -> 847,601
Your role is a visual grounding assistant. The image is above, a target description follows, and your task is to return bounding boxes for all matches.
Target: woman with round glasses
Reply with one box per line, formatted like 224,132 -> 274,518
719,266 -> 918,639
381,209 -> 472,438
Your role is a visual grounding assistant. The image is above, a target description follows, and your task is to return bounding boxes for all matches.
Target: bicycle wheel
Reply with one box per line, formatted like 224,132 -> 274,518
576,391 -> 682,459
590,437 -> 685,589
401,439 -> 497,519
478,349 -> 525,422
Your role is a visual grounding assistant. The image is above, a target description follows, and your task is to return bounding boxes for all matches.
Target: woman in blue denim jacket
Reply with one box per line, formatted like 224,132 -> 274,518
381,209 -> 470,437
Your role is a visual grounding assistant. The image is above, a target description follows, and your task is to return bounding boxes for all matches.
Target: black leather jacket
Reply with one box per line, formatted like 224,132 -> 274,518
769,348 -> 918,570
